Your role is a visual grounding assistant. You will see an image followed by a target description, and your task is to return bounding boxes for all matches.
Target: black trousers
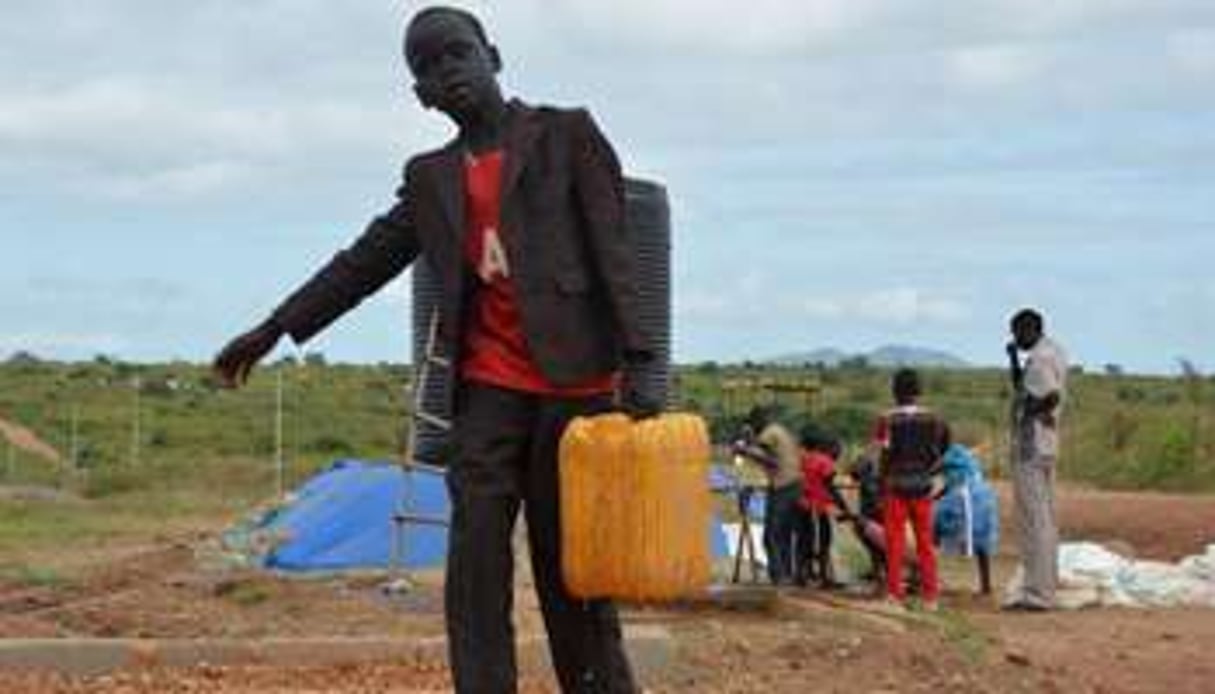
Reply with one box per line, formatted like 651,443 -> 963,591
445,382 -> 637,694
796,508 -> 834,585
762,482 -> 802,585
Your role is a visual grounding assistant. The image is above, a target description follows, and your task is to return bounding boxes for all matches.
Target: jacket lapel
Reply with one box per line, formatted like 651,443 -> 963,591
433,142 -> 465,247
500,99 -> 541,200
428,100 -> 538,279
432,100 -> 539,239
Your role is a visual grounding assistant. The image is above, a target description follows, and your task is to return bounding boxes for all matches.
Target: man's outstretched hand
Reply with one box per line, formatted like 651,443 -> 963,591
213,319 -> 284,388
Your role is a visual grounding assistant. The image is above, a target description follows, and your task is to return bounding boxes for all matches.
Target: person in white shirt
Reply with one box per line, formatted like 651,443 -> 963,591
1004,308 -> 1068,611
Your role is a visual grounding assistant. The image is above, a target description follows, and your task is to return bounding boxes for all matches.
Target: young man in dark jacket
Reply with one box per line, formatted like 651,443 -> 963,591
214,7 -> 654,692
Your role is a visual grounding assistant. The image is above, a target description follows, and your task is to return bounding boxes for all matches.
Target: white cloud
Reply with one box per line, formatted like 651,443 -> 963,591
0,78 -> 404,162
0,1 -> 1211,371
519,0 -> 1206,59
0,332 -> 127,357
0,77 -> 433,202
976,1 -> 1140,33
550,0 -> 887,54
676,292 -> 734,320
94,161 -> 254,201
947,44 -> 1051,89
797,298 -> 847,320
381,274 -> 413,309
853,288 -> 969,324
680,280 -> 970,326
675,268 -> 767,319
1168,28 -> 1215,73
793,288 -> 969,324
23,276 -> 188,303
3,1 -> 1209,205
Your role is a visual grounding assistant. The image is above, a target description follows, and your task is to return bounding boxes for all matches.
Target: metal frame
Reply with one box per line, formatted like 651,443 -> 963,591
387,310 -> 452,590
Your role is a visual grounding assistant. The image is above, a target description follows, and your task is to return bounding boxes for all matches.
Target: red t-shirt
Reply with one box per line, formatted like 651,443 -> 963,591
800,449 -> 837,513
459,149 -> 616,396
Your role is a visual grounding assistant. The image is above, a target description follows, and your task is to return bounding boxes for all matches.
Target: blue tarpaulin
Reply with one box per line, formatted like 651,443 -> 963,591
709,465 -> 766,519
228,459 -> 738,572
708,465 -> 760,561
711,513 -> 732,558
247,460 -> 449,572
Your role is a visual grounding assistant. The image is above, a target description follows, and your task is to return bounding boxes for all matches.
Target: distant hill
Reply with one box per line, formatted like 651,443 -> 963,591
767,348 -> 850,367
768,344 -> 969,368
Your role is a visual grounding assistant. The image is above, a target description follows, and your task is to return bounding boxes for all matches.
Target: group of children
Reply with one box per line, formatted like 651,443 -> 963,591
741,368 -> 1000,610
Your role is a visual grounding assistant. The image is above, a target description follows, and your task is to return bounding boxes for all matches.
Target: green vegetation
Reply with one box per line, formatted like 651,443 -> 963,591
678,362 -> 1214,492
0,562 -> 67,588
214,576 -> 275,606
0,357 -> 1210,582
1,358 -> 1212,500
931,608 -> 991,665
0,358 -> 408,499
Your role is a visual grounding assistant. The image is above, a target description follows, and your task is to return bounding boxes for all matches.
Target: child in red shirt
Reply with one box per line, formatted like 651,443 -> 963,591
797,428 -> 848,588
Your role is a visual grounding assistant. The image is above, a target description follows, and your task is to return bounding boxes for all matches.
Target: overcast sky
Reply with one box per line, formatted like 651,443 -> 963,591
2,1 -> 1213,373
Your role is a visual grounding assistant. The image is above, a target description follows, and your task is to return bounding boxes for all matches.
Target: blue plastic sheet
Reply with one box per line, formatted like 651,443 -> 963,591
247,460 -> 449,572
933,445 -> 999,556
231,460 -> 742,572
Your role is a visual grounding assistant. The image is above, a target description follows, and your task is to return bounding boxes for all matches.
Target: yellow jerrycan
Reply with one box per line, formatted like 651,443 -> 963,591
559,412 -> 712,601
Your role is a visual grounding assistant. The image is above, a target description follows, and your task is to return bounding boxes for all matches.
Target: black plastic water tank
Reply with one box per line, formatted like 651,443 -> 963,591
408,177 -> 672,465
408,259 -> 451,466
620,177 -> 673,409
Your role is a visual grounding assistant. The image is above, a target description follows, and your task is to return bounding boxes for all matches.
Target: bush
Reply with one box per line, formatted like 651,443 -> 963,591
1153,425 -> 1198,487
1116,386 -> 1146,403
814,406 -> 873,446
707,412 -> 749,444
307,434 -> 353,455
1108,410 -> 1138,452
848,383 -> 881,402
83,467 -> 143,498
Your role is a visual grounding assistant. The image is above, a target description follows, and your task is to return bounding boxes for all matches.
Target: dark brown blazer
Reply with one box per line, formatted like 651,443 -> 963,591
271,100 -> 650,386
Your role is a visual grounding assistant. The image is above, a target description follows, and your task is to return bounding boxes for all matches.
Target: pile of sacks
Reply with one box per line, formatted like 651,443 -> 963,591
1006,542 -> 1215,609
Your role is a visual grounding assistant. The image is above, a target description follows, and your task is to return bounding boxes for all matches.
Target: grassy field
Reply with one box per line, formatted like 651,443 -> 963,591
0,355 -> 1211,598
678,361 -> 1215,492
2,357 -> 1211,693
2,357 -> 1212,502
0,358 -> 407,498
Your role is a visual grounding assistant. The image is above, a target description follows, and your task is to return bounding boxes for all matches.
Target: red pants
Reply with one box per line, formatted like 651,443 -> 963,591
883,495 -> 939,601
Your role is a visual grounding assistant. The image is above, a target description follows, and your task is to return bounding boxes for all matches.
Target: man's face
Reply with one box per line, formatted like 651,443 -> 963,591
1011,319 -> 1040,350
405,12 -> 500,119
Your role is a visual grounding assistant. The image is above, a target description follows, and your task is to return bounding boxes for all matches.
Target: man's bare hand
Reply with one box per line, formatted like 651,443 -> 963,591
619,371 -> 661,420
212,319 -> 283,388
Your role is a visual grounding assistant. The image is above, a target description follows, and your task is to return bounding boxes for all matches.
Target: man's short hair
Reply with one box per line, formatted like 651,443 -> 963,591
746,405 -> 773,432
798,423 -> 830,450
892,368 -> 921,402
1011,307 -> 1044,333
407,5 -> 491,48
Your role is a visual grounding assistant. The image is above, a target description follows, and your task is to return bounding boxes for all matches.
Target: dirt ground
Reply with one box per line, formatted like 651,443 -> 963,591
1043,483 -> 1215,560
1,483 -> 1212,693
0,416 -> 60,465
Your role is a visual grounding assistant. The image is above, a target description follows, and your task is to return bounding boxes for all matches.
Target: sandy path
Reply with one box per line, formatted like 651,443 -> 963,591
0,415 -> 61,464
